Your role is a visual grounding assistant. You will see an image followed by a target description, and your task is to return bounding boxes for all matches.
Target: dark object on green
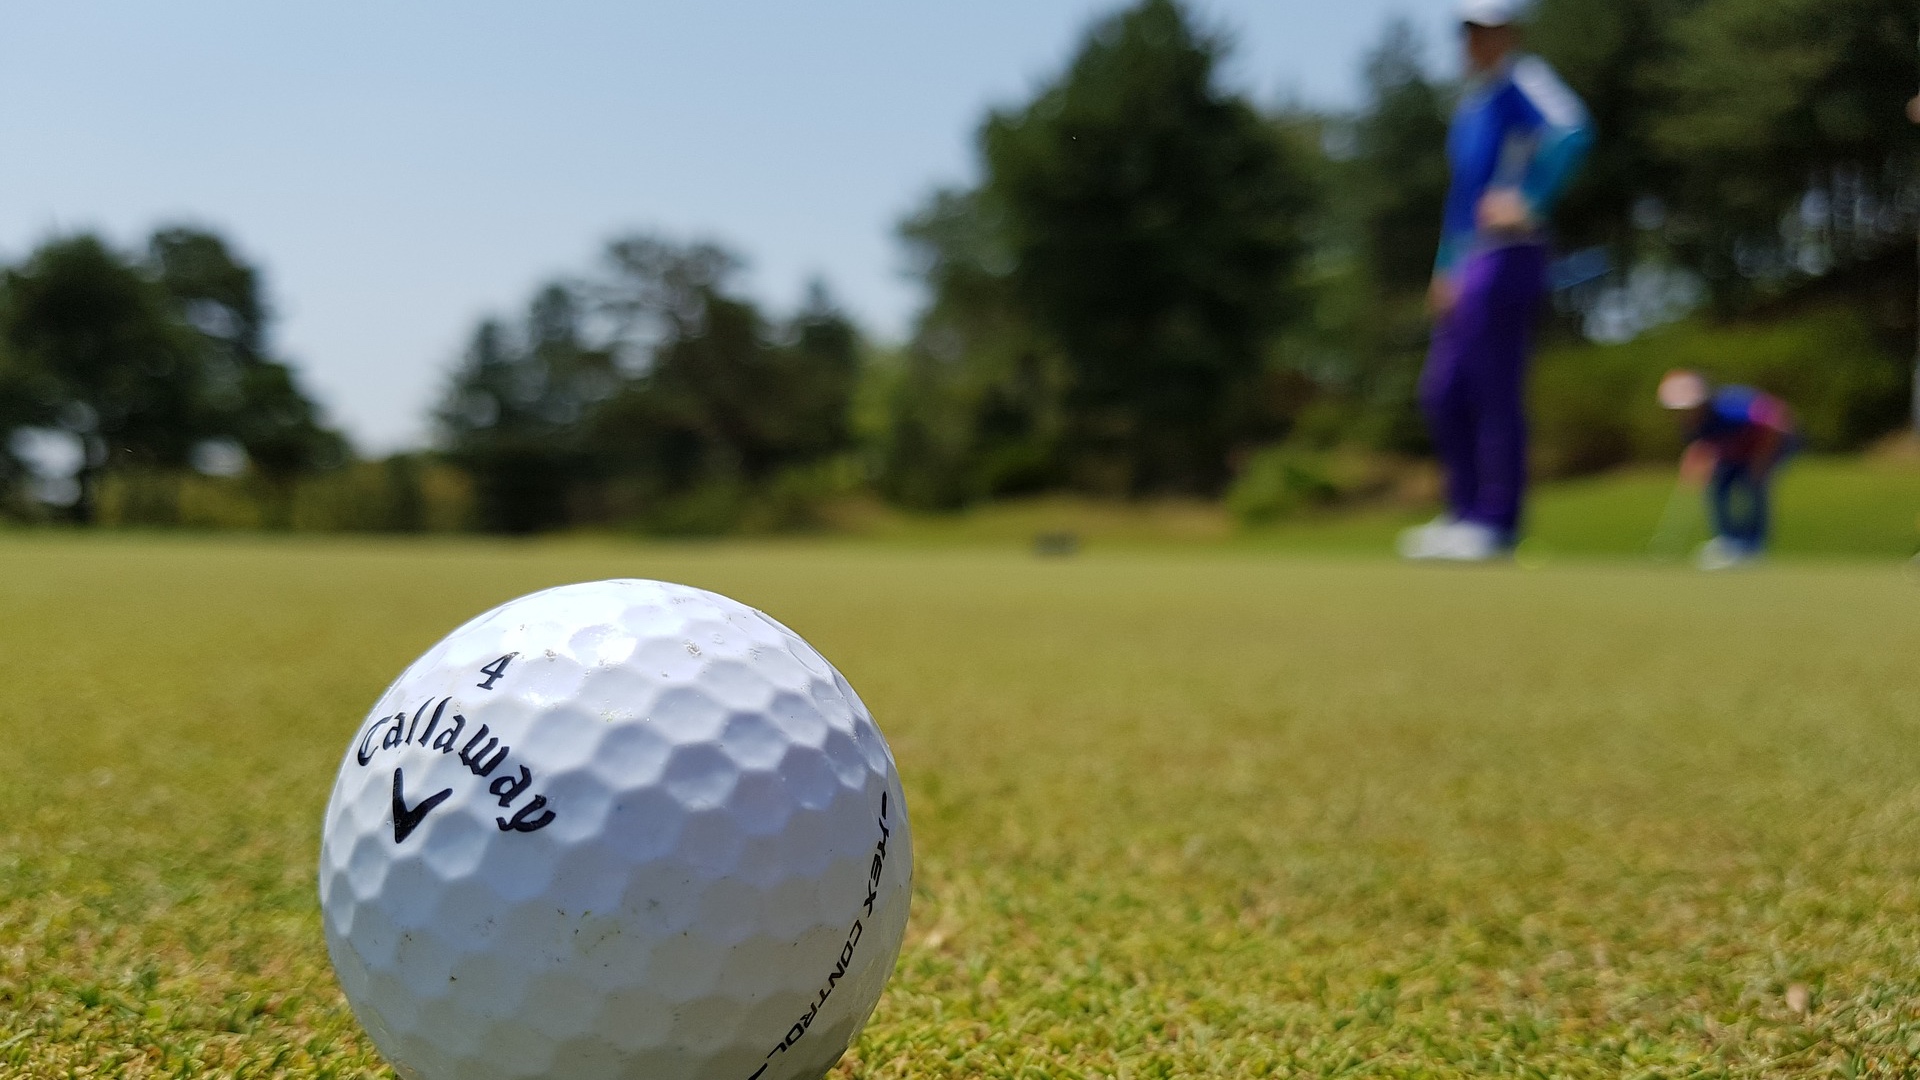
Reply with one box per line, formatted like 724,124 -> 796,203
1033,531 -> 1081,557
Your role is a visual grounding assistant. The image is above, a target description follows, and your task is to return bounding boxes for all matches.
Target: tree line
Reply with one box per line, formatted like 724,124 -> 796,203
3,0 -> 1914,531
438,239 -> 862,533
0,229 -> 343,524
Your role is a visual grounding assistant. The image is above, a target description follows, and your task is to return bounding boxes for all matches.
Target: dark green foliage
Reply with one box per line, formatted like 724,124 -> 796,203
596,244 -> 858,487
371,454 -> 430,533
437,288 -> 615,534
1296,0 -> 1916,490
1265,19 -> 1446,461
1,237 -> 208,522
589,240 -> 862,531
891,0 -> 1319,501
1,237 -> 206,497
985,0 -> 1315,493
0,229 -> 344,524
1344,21 -> 1451,452
1225,443 -> 1436,528
148,228 -> 348,524
439,236 -> 863,533
876,190 -> 1066,509
1352,21 -> 1451,296
1652,0 -> 1916,233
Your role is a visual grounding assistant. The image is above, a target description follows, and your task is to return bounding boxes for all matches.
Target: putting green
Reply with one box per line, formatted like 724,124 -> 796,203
2,536 -> 1915,1077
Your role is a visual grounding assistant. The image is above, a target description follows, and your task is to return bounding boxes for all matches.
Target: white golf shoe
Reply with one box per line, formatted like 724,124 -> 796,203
1397,516 -> 1457,560
1427,520 -> 1508,562
1695,536 -> 1755,571
1400,518 -> 1508,562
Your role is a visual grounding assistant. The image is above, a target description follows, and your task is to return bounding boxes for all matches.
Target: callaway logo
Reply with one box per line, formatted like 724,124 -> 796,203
354,654 -> 556,842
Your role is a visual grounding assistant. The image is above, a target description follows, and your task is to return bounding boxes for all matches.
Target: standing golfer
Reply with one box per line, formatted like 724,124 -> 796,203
1656,369 -> 1797,569
1401,0 -> 1592,561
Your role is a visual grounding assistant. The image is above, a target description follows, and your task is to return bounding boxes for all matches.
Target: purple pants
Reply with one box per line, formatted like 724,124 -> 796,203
1420,243 -> 1549,543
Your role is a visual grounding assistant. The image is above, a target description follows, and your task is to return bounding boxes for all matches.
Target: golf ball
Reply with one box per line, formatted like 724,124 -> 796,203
318,579 -> 912,1080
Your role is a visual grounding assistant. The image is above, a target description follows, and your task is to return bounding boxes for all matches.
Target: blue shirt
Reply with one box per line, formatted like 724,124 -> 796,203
1436,54 -> 1594,276
1694,386 -> 1793,464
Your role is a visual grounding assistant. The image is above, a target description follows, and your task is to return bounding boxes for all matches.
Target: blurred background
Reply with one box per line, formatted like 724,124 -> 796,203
0,0 -> 1912,548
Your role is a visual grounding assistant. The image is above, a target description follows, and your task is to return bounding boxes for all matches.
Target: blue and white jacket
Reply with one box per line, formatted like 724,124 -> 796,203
1435,54 -> 1594,277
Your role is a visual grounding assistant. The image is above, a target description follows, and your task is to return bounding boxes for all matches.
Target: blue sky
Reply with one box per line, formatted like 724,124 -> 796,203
0,1 -> 1462,451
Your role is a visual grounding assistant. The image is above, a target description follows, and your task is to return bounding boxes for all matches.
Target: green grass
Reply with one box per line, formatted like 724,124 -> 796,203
3,536 -> 1919,1077
861,454 -> 1920,562
1522,456 -> 1920,560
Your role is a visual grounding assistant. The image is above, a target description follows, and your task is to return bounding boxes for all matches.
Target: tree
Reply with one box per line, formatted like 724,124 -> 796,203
1654,0 -> 1915,231
437,284 -> 616,533
885,0 -> 1326,502
148,227 -> 347,523
975,0 -> 1317,494
882,188 -> 1067,508
1352,20 -> 1451,296
1332,18 -> 1453,452
440,235 -> 866,533
0,235 -> 206,521
780,281 -> 864,463
0,228 -> 344,525
587,237 -> 864,529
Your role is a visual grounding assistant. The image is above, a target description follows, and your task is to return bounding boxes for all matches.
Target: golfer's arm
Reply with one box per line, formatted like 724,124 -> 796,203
1518,125 -> 1591,220
1749,426 -> 1783,473
1512,59 -> 1593,222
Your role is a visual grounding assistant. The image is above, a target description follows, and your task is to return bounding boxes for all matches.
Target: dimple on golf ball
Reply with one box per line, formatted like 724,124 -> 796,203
318,579 -> 912,1080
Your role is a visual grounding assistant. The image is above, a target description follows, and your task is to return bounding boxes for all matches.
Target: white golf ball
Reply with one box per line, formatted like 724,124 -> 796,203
318,579 -> 912,1080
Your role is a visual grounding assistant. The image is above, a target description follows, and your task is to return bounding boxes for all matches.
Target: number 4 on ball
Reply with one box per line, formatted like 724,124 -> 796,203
477,654 -> 515,690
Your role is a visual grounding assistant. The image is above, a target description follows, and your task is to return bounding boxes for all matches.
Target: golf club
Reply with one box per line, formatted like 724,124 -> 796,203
1647,477 -> 1695,561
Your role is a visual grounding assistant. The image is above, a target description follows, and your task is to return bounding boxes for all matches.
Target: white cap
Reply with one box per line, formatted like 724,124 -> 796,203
1657,370 -> 1710,410
1460,0 -> 1523,27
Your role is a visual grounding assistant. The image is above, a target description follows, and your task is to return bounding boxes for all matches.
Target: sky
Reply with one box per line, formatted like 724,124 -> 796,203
0,0 -> 1463,453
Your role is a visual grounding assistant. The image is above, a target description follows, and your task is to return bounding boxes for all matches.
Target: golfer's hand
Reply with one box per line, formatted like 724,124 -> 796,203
1679,443 -> 1714,487
1907,94 -> 1920,125
1477,189 -> 1533,233
1427,275 -> 1458,318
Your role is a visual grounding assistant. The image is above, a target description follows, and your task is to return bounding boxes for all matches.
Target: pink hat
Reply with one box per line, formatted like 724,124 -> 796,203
1657,370 -> 1709,410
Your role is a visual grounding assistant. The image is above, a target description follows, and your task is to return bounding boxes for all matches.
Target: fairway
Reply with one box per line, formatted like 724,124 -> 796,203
2,537 -> 1917,1077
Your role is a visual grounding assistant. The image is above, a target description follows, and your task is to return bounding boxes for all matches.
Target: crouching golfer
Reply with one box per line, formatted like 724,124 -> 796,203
1657,370 -> 1797,570
1400,0 -> 1592,562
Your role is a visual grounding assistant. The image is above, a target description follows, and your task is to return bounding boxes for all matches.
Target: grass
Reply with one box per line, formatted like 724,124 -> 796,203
2,535 -> 1919,1077
839,453 -> 1920,561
